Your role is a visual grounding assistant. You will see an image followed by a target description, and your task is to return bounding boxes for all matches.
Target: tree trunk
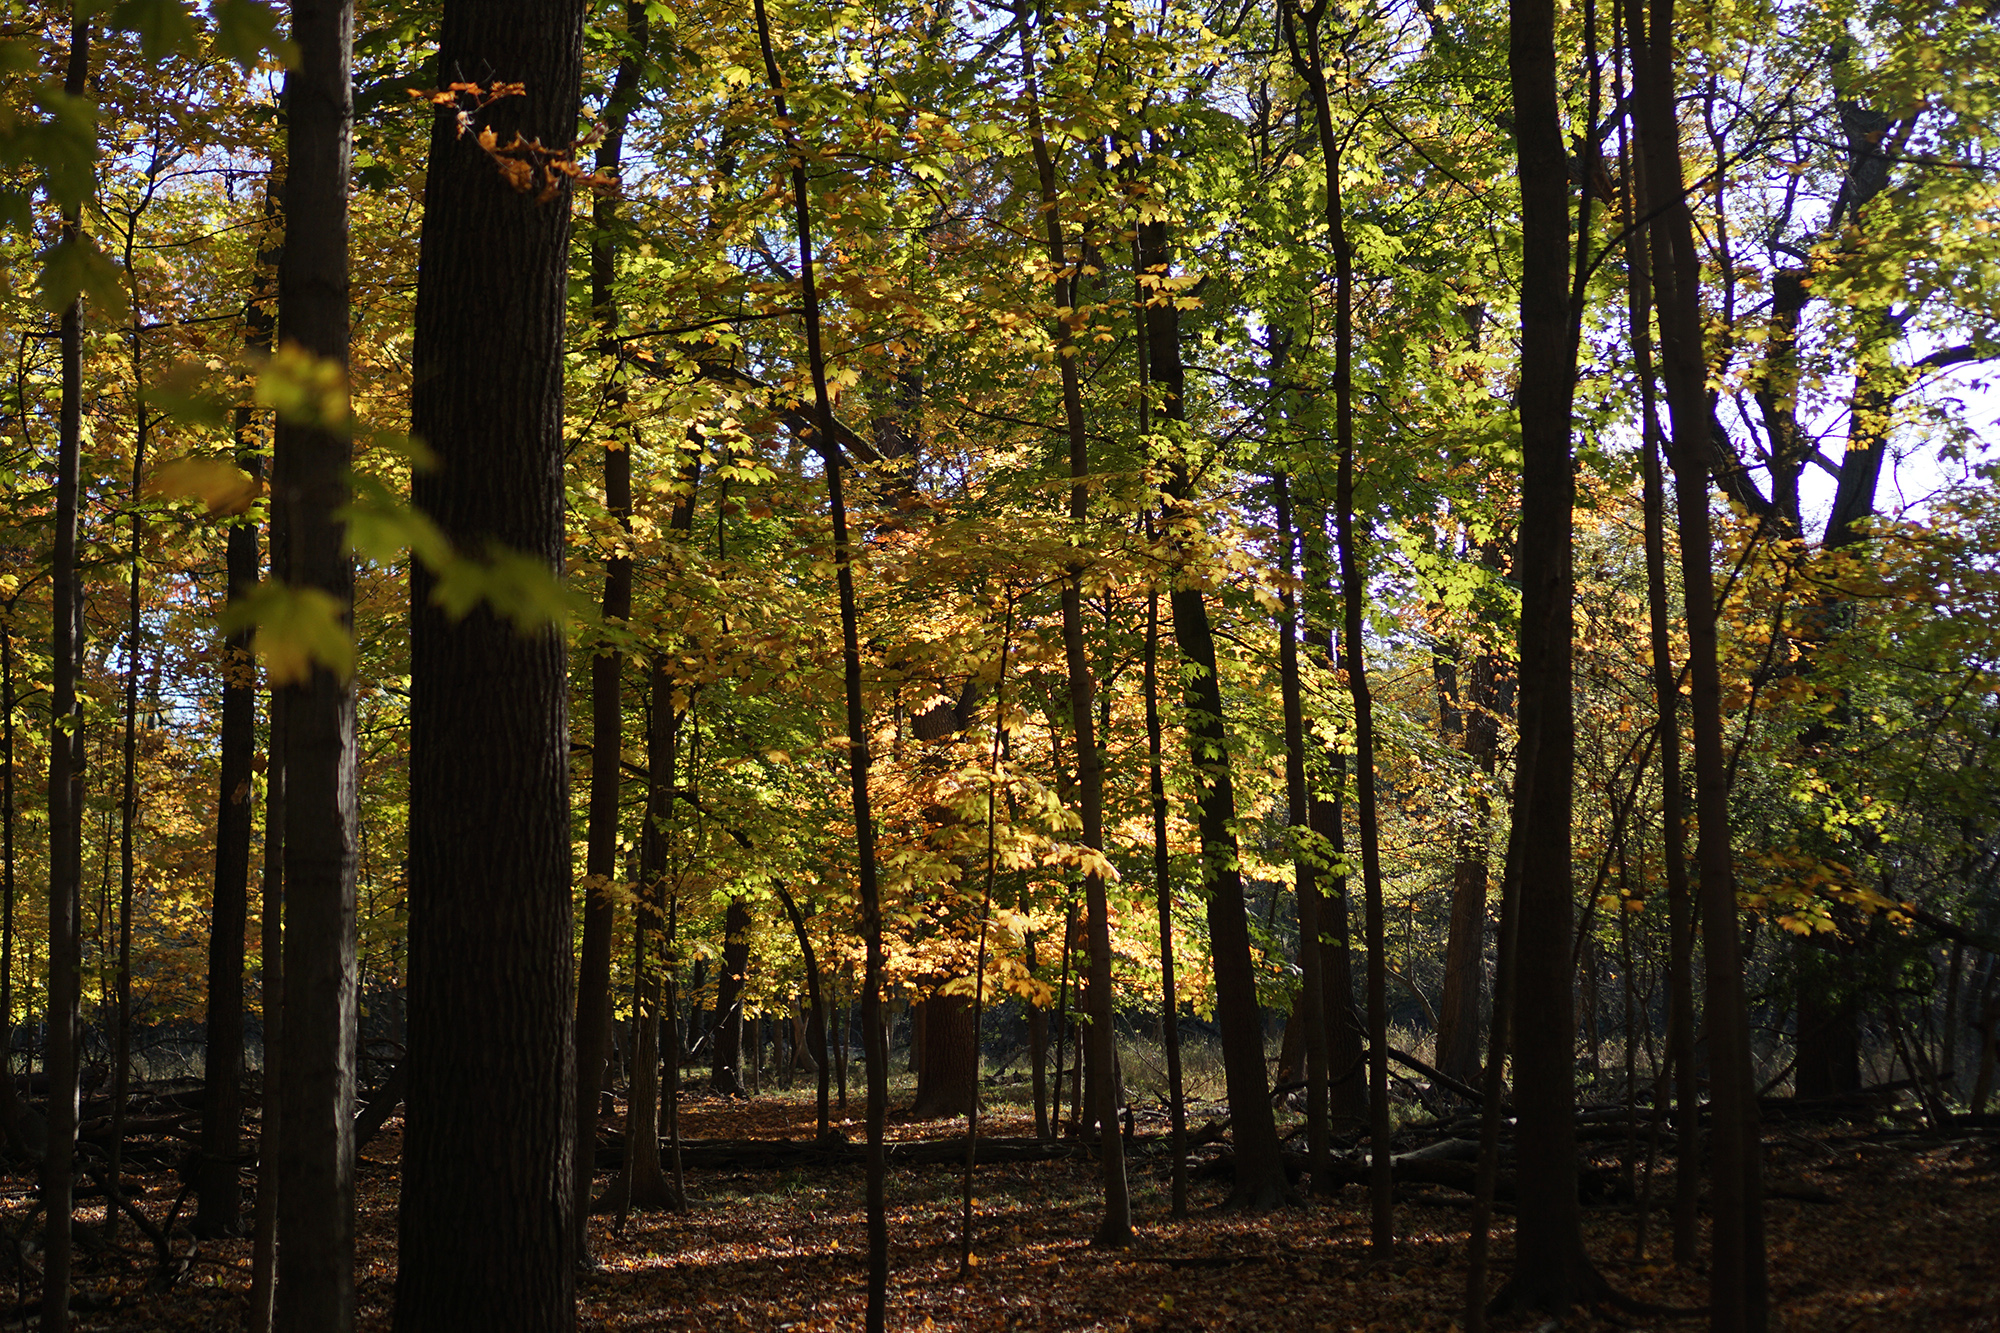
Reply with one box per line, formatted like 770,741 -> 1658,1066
41,22 -> 90,1328
1629,0 -> 1768,1323
398,0 -> 587,1322
1143,196 -> 1288,1210
1274,474 -> 1332,1192
911,990 -> 977,1120
573,0 -> 648,1264
1017,16 -> 1130,1244
1485,0 -> 1601,1310
197,179 -> 278,1243
1141,579 -> 1188,1215
271,0 -> 361,1324
711,897 -> 752,1095
747,2 -> 890,1320
775,884 -> 831,1139
1617,124 -> 1703,1264
1434,623 -> 1499,1092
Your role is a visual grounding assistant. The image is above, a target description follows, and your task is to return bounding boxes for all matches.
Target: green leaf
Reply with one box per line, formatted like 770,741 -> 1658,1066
210,0 -> 295,69
34,234 -> 123,313
219,580 -> 355,685
109,0 -> 201,58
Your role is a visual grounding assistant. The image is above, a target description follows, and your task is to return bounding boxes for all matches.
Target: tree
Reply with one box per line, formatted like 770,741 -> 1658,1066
396,0 -> 588,1322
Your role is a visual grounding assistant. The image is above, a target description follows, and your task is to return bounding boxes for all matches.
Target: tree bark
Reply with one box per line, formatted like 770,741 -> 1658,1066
711,897 -> 753,1094
41,20 -> 90,1327
573,0 -> 648,1264
1017,15 -> 1130,1244
911,990 -> 978,1119
1141,195 -> 1289,1210
1485,0 -> 1602,1310
398,0 -> 587,1322
271,0 -> 361,1325
1629,0 -> 1768,1323
1141,574 -> 1188,1214
197,176 -> 279,1242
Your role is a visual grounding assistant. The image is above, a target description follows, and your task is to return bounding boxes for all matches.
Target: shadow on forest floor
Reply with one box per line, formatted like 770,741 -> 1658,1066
4,1089 -> 1996,1332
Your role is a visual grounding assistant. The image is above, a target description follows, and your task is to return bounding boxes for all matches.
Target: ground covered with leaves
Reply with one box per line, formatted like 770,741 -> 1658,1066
7,1090 -> 1997,1331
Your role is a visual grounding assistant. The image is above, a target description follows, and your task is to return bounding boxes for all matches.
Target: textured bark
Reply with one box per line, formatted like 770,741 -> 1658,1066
197,181 -> 278,1242
41,22 -> 90,1328
271,0 -> 360,1326
573,0 -> 648,1262
397,0 -> 586,1322
1629,0 -> 1768,1322
910,991 -> 977,1120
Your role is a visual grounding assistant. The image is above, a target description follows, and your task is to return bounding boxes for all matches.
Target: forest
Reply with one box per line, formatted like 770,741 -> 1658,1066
0,0 -> 1997,1326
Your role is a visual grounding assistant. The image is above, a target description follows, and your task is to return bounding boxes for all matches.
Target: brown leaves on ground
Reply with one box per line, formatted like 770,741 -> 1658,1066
7,1098 -> 1996,1332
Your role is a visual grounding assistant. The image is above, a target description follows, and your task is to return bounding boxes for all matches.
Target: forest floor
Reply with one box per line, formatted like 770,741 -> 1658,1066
5,1085 -> 1997,1332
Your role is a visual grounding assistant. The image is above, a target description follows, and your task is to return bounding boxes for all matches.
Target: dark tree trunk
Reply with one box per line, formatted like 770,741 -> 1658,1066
397,0 -> 586,1322
271,0 -> 361,1325
911,991 -> 977,1120
748,2 -> 890,1318
573,0 -> 648,1263
1274,474 -> 1332,1191
775,885 -> 831,1139
1618,129 -> 1703,1264
1629,0 -> 1767,1323
1142,199 -> 1288,1210
1434,626 -> 1498,1092
41,23 -> 90,1328
248,690 -> 286,1333
710,897 -> 753,1095
197,182 -> 278,1243
1482,0 -> 1601,1311
1141,579 -> 1188,1215
1018,17 -> 1130,1243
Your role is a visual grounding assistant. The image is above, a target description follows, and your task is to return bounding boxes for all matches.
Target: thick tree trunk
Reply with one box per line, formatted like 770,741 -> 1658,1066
41,23 -> 90,1328
1483,0 -> 1602,1311
398,0 -> 586,1323
911,990 -> 977,1120
271,0 -> 362,1326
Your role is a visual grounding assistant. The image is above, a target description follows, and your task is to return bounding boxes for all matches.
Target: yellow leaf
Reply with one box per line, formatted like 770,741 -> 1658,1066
147,456 -> 262,516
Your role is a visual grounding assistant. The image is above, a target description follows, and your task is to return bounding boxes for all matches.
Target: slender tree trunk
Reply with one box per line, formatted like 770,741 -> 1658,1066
271,0 -> 360,1325
1434,592 -> 1499,1092
1142,576 -> 1187,1216
398,0 -> 587,1322
1618,115 -> 1702,1265
197,182 -> 278,1241
41,22 -> 90,1328
1274,475 -> 1332,1192
1142,191 -> 1288,1208
247,691 -> 286,1333
1629,0 -> 1766,1323
1018,13 -> 1130,1244
776,884 -> 831,1139
711,897 -> 752,1094
750,0 -> 888,1321
573,0 -> 648,1265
